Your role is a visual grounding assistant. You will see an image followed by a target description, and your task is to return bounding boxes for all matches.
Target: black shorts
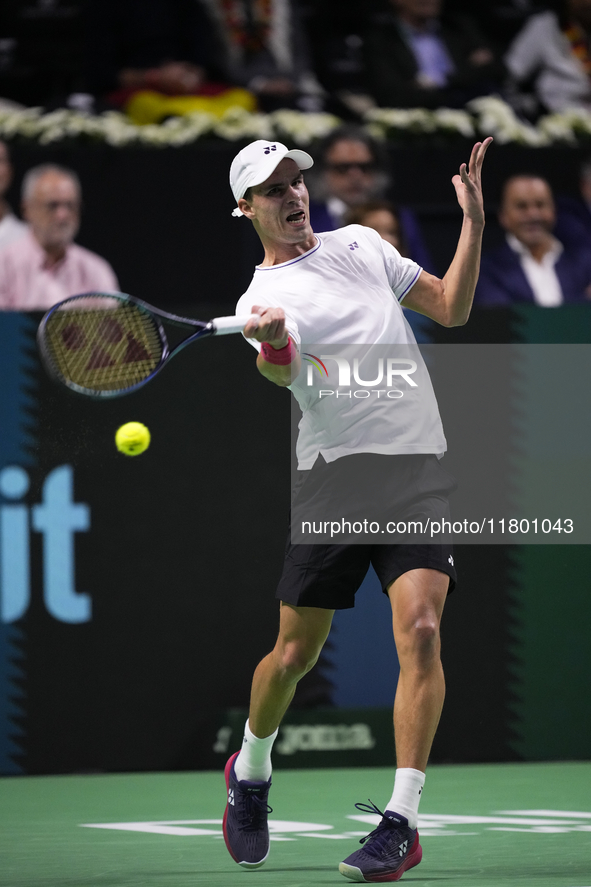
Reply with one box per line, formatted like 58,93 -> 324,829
276,454 -> 457,609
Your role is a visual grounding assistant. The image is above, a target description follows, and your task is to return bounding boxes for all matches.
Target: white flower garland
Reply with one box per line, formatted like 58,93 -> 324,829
0,105 -> 341,148
1,98 -> 591,147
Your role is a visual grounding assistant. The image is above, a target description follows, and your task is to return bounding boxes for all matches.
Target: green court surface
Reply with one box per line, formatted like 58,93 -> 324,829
1,762 -> 590,887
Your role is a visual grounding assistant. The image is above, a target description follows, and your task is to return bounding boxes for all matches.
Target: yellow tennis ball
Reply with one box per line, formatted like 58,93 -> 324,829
115,422 -> 151,456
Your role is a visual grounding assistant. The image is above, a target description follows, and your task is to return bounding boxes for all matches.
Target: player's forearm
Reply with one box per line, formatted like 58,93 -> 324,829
256,343 -> 301,387
440,216 -> 484,327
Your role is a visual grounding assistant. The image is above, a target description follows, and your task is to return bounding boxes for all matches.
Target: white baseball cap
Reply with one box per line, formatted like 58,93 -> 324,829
229,139 -> 314,217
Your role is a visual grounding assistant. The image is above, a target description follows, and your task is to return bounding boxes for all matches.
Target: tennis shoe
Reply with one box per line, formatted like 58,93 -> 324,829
223,751 -> 272,868
339,801 -> 422,882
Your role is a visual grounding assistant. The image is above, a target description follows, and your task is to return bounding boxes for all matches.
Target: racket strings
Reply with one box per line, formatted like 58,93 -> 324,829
44,299 -> 163,392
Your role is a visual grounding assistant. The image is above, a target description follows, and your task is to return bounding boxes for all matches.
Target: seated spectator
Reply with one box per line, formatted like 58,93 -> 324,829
475,174 -> 591,306
555,156 -> 591,248
86,0 -> 255,120
198,0 -> 325,112
344,200 -> 409,254
363,0 -> 504,109
300,0 -> 376,116
0,141 -> 26,251
0,164 -> 118,311
505,0 -> 591,114
308,125 -> 433,270
445,0 -> 539,56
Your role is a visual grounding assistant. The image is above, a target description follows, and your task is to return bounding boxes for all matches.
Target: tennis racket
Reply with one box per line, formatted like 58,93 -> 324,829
37,291 -> 259,398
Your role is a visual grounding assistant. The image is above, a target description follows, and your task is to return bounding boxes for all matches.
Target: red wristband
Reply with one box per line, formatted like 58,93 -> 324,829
260,337 -> 295,366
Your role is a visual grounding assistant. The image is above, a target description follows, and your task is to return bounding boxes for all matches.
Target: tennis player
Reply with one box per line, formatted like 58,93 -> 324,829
223,135 -> 492,882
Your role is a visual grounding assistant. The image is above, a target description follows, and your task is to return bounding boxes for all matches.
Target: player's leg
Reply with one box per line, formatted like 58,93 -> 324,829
388,567 -> 448,775
339,566 -> 449,883
223,601 -> 334,869
247,601 -> 335,743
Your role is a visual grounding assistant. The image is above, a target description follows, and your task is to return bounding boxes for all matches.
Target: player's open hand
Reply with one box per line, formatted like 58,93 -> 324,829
451,137 -> 493,225
244,305 -> 289,349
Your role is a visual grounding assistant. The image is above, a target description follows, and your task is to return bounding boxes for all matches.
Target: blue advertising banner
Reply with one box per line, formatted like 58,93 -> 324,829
0,307 -> 589,774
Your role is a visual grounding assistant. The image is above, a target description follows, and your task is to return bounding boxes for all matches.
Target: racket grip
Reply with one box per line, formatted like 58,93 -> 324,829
212,314 -> 260,335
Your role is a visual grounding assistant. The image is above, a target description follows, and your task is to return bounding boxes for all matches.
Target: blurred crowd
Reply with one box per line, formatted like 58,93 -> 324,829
2,0 -> 591,120
2,121 -> 591,311
2,0 -> 591,311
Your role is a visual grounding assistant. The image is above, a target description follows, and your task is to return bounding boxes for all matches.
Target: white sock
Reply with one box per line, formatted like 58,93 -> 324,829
233,719 -> 277,783
385,768 -> 425,829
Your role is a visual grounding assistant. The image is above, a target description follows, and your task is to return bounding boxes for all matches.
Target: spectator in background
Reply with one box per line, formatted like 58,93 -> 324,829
475,174 -> 591,306
0,164 -> 118,311
308,126 -> 433,270
344,200 -> 409,254
198,0 -> 324,112
85,0 -> 256,121
444,0 -> 539,56
86,0 -> 221,98
505,0 -> 591,114
363,0 -> 504,109
0,141 -> 26,251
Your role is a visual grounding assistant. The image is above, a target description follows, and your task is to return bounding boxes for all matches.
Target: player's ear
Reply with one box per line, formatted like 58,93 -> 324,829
238,196 -> 255,219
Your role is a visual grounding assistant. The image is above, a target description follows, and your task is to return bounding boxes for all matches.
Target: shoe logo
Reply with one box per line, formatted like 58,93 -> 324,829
228,789 -> 235,806
348,241 -> 359,251
448,555 -> 454,565
398,839 -> 409,857
264,144 -> 277,154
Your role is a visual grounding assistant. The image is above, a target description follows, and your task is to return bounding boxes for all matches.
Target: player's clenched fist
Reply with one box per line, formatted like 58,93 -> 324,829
245,305 -> 289,349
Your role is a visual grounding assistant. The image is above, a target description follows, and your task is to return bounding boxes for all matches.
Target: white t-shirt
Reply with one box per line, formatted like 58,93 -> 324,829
236,225 -> 447,468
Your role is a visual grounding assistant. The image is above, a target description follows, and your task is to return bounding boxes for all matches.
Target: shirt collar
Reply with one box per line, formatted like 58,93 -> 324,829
506,232 -> 563,262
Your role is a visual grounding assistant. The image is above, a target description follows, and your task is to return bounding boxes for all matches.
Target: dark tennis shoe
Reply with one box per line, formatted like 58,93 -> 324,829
223,751 -> 272,869
339,802 -> 422,882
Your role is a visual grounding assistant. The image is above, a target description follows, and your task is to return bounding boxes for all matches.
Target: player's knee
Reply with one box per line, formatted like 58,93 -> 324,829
400,617 -> 440,667
278,640 -> 321,681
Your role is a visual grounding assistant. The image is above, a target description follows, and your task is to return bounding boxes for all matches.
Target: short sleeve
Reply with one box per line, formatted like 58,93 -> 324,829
371,229 -> 423,302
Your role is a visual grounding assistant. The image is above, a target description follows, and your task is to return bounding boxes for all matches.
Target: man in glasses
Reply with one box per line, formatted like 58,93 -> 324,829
308,125 -> 432,270
308,125 -> 387,231
0,163 -> 118,310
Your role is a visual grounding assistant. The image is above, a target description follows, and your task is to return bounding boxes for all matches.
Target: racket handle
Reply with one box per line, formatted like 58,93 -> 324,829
211,313 -> 260,335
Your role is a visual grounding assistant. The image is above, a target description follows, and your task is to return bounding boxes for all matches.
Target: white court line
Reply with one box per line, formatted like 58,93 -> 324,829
496,810 -> 591,819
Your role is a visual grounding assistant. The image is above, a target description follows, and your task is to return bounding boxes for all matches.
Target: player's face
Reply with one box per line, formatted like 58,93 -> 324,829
248,158 -> 312,245
499,178 -> 555,248
24,172 -> 80,253
324,140 -> 378,207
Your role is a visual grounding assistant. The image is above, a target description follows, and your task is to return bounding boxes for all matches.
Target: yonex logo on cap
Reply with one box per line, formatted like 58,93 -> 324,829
348,242 -> 359,251
264,145 -> 277,154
